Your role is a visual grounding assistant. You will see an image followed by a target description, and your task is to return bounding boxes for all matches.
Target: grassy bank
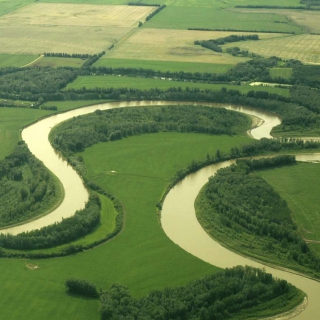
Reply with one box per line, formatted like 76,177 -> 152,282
66,75 -> 290,96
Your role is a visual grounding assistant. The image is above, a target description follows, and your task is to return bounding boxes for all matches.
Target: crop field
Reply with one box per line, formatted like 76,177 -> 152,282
234,8 -> 320,34
0,54 -> 38,67
31,56 -> 86,68
224,34 -> 320,64
257,163 -> 320,243
66,75 -> 290,96
94,58 -> 234,73
0,3 -> 155,55
144,7 -> 304,33
107,28 -> 285,64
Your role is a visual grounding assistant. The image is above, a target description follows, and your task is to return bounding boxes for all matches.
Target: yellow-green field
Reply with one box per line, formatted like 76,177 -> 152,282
106,28 -> 286,64
223,34 -> 320,64
0,3 -> 155,54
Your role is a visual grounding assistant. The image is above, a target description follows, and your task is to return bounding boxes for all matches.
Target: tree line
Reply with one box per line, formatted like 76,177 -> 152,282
195,34 -> 259,53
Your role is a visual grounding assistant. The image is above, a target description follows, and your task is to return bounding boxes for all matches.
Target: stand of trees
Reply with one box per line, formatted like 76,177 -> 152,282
196,156 -> 320,277
0,142 -> 60,228
50,105 -> 250,154
65,278 -> 99,298
100,266 -> 302,320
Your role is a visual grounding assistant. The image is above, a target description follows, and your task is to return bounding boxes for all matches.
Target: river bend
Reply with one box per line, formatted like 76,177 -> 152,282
1,100 -> 318,319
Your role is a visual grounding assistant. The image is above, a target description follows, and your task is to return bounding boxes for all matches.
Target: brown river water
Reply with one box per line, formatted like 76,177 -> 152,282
1,100 -> 319,319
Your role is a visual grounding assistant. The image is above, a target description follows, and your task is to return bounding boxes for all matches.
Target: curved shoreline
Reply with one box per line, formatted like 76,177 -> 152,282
0,100 -> 315,318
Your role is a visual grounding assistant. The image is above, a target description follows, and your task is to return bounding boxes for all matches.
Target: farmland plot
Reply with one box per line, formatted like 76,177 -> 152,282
106,28 -> 287,64
0,3 -> 156,54
224,34 -> 320,64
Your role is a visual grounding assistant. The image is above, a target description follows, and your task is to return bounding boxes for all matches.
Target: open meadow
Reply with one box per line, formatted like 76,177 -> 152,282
94,58 -> 234,73
144,6 -> 304,33
106,28 -> 285,64
0,54 -> 38,67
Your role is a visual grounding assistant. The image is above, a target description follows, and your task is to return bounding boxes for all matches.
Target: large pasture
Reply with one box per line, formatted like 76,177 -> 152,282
0,3 -> 155,55
223,34 -> 320,64
144,6 -> 303,33
107,28 -> 284,64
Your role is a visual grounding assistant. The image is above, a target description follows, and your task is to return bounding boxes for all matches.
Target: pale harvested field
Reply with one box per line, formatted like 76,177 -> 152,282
233,8 -> 320,33
0,3 -> 155,54
224,34 -> 320,64
106,28 -> 287,64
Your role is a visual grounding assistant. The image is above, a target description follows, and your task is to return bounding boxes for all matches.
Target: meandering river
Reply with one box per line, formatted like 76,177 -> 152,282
1,100 -> 319,319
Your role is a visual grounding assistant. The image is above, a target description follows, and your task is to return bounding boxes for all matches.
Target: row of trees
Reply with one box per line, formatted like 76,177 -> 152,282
195,34 -> 259,53
44,53 -> 93,59
100,266 -> 300,320
0,194 -> 101,250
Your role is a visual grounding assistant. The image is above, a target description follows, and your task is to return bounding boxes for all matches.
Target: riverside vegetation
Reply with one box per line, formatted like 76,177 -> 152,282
196,156 -> 320,278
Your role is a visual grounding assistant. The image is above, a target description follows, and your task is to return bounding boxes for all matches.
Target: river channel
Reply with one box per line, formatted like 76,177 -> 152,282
1,100 -> 319,319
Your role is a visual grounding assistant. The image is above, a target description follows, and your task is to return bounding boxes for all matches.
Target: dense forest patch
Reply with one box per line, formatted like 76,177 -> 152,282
0,142 -> 62,228
100,265 -> 304,320
50,105 -> 251,155
196,156 -> 320,278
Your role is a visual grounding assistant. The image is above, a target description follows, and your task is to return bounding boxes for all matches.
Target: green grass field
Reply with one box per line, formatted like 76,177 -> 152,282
31,56 -> 86,68
257,162 -> 320,243
66,75 -> 290,96
94,58 -> 233,74
0,54 -> 39,67
144,7 -> 303,33
0,132 -> 256,319
0,108 -> 55,160
270,67 -> 293,79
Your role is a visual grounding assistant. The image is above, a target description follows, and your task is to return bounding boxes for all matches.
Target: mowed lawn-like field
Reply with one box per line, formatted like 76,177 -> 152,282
0,54 -> 38,67
223,34 -> 320,64
143,6 -> 303,34
0,132 -> 255,320
0,3 -> 155,55
94,58 -> 234,74
66,75 -> 291,96
257,163 -> 320,247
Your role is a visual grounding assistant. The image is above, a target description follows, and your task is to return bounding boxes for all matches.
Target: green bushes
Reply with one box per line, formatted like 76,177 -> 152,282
65,278 -> 99,299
